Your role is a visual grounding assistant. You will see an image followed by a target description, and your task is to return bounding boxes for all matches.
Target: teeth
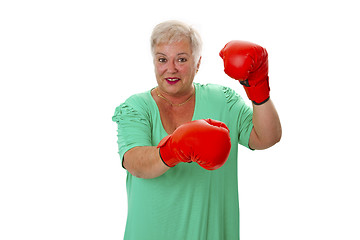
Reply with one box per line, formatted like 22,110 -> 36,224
166,78 -> 180,81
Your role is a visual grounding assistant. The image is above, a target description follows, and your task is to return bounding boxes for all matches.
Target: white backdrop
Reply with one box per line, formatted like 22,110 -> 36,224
1,0 -> 359,239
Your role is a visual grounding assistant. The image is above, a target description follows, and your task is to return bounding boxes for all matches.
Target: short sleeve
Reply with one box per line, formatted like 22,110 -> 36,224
222,86 -> 254,149
112,99 -> 152,166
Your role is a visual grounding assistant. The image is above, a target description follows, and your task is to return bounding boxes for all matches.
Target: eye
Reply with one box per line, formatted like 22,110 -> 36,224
178,58 -> 187,63
158,57 -> 167,63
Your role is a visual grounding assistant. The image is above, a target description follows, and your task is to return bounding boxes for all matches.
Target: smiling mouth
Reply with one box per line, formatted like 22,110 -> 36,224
165,77 -> 180,82
165,78 -> 180,84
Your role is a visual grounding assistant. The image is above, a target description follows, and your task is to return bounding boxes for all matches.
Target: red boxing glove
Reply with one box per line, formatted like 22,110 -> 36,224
157,119 -> 231,171
219,40 -> 270,105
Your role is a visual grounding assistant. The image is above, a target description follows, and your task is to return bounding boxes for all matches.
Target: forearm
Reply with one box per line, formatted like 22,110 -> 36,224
123,146 -> 170,179
249,99 -> 282,150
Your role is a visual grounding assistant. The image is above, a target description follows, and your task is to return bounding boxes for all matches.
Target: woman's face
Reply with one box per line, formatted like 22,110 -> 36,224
154,39 -> 200,97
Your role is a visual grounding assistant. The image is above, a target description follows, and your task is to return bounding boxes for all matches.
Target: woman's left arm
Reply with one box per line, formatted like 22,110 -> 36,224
249,99 -> 282,150
220,40 -> 281,150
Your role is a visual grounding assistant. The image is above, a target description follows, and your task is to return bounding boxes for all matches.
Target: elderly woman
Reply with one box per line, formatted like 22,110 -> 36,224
112,20 -> 281,240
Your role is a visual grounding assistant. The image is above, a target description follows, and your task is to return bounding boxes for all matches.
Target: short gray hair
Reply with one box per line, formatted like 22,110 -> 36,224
150,20 -> 202,64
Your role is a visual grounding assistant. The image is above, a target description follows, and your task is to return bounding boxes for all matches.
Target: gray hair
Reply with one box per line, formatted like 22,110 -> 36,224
150,20 -> 202,64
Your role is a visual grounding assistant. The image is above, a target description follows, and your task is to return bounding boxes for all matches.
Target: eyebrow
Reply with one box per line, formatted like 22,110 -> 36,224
155,52 -> 190,56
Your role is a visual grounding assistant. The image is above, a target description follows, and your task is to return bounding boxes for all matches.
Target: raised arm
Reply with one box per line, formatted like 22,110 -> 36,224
220,40 -> 282,150
249,99 -> 281,150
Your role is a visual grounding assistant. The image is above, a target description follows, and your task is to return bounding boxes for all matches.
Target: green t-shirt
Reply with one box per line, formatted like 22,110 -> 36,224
112,83 -> 253,240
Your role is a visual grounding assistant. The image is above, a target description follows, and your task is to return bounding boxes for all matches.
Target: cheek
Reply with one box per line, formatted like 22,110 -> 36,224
154,64 -> 165,75
179,60 -> 196,74
180,65 -> 195,76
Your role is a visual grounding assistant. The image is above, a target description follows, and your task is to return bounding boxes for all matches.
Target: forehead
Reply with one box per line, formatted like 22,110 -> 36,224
155,39 -> 192,55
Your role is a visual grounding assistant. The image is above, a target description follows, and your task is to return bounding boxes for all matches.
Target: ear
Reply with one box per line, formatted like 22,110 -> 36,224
196,56 -> 202,72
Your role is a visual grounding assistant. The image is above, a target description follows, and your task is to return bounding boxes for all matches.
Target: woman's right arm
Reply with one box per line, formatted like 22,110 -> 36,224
123,146 -> 170,179
112,98 -> 169,179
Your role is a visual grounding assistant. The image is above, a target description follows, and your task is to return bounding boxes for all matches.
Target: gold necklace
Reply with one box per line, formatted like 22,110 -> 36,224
155,87 -> 195,107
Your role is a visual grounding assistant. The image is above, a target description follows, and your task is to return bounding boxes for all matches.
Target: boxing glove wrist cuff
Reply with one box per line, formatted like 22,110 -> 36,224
243,77 -> 270,105
158,148 -> 171,167
252,96 -> 270,105
157,135 -> 179,167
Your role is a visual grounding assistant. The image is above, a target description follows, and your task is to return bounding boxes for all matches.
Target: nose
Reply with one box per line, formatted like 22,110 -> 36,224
167,60 -> 178,73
